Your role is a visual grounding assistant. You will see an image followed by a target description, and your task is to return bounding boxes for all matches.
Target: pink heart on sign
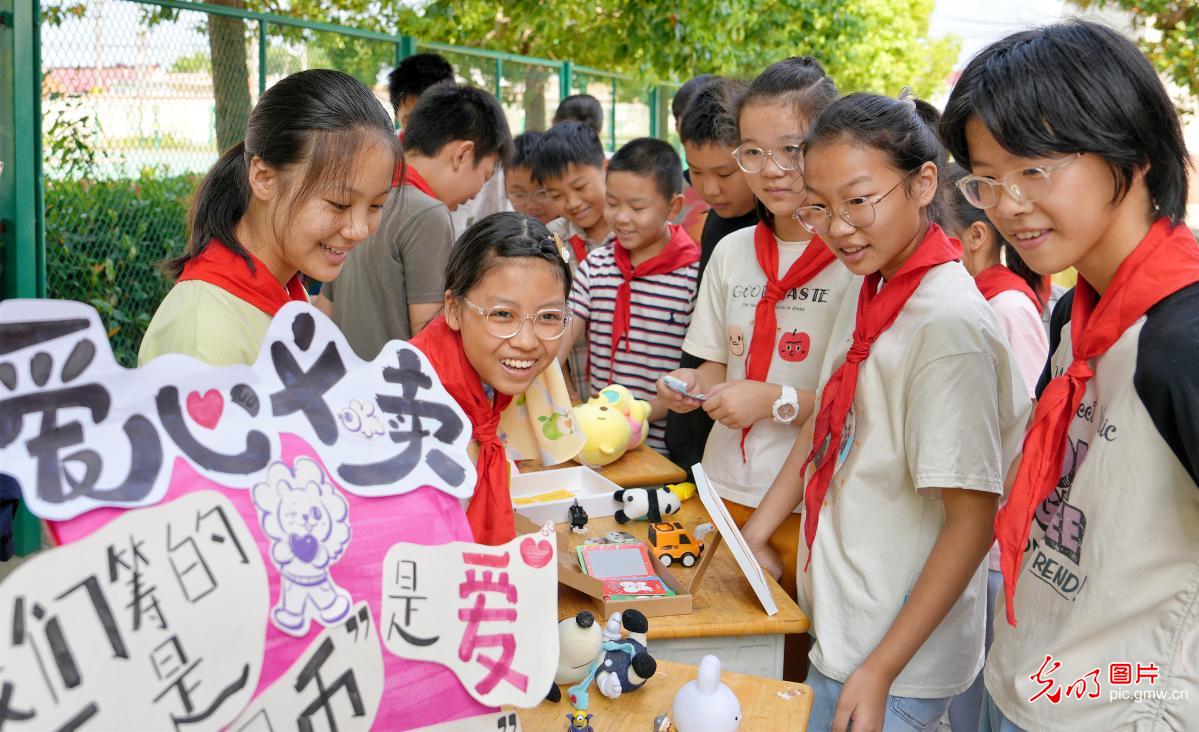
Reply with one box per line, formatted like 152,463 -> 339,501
519,536 -> 553,568
186,389 -> 224,429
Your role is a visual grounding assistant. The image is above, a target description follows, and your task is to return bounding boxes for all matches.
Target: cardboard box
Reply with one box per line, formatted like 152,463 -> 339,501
510,465 -> 621,525
516,513 -> 720,619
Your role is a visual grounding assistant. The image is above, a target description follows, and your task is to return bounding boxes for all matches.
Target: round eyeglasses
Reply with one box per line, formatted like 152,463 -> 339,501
461,297 -> 571,340
731,144 -> 803,175
954,153 -> 1081,209
508,188 -> 552,206
793,170 -> 916,235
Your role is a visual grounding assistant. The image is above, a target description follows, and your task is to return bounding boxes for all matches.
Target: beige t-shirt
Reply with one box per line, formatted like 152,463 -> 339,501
799,261 -> 1031,697
322,185 -> 453,361
682,226 -> 857,507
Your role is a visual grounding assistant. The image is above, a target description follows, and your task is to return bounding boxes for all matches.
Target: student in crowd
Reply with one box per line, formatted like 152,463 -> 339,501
943,162 -> 1049,732
942,20 -> 1199,732
563,138 -> 700,452
532,121 -> 614,398
671,74 -> 718,250
505,132 -> 556,224
139,69 -> 395,367
660,57 -> 853,602
741,91 -> 1029,731
671,74 -> 716,136
666,76 -> 759,475
388,52 -> 454,129
318,84 -> 512,360
553,94 -> 604,137
411,212 -> 574,545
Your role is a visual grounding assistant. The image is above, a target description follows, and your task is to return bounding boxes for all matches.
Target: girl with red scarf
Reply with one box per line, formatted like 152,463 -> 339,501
942,21 -> 1199,732
658,58 -> 857,603
139,70 -> 397,367
411,213 -> 573,545
742,93 -> 1030,731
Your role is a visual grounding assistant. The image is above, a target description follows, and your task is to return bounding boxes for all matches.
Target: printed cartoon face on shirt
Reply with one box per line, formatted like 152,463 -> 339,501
778,329 -> 810,362
964,117 -> 1129,278
264,133 -> 395,283
727,325 -> 746,357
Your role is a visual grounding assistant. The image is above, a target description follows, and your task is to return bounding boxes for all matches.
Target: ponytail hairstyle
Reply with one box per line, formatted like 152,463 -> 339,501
803,91 -> 949,227
736,57 -> 838,227
945,162 -> 1044,306
165,69 -> 399,278
445,212 -> 572,300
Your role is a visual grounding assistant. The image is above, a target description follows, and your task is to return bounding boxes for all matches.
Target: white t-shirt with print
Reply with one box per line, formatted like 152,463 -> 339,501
799,261 -> 1031,698
682,226 -> 858,507
985,284 -> 1199,732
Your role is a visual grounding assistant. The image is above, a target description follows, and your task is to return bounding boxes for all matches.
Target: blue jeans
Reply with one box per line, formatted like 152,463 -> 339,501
978,688 -> 1027,732
948,569 -> 1003,731
806,667 -> 951,731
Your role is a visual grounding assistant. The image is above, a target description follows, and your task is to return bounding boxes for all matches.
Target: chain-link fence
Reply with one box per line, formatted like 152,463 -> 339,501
39,0 -> 677,366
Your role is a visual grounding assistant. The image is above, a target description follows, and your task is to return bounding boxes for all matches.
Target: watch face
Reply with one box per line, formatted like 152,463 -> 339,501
777,403 -> 798,421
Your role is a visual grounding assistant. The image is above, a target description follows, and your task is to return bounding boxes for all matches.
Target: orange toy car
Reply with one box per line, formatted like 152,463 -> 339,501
647,521 -> 712,567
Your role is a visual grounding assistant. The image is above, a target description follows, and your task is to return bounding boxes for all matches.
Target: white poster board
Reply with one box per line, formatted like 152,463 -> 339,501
693,464 -> 778,616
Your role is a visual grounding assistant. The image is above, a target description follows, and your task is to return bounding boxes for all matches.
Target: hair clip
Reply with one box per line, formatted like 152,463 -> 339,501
550,232 -> 569,263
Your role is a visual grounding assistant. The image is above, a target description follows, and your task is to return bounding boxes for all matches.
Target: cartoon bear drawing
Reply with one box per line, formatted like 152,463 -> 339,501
252,457 -> 353,636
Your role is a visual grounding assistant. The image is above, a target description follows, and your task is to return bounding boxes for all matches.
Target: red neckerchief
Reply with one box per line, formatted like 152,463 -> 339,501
177,240 -> 307,316
975,264 -> 1043,314
410,316 -> 516,545
801,223 -> 962,566
996,218 -> 1199,625
741,222 -> 838,459
609,225 -> 699,381
569,234 -> 589,266
396,163 -> 435,198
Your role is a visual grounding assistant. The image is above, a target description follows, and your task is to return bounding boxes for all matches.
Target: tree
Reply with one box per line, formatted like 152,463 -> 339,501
1068,0 -> 1198,102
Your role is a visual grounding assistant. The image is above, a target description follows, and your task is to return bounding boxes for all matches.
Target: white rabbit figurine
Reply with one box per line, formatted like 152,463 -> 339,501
670,655 -> 741,732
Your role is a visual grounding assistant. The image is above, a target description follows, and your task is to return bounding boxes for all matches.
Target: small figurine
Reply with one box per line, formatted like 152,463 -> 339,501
671,655 -> 741,732
604,530 -> 637,544
613,486 -> 682,523
569,499 -> 589,534
647,521 -> 714,568
566,709 -> 595,731
568,610 -> 657,708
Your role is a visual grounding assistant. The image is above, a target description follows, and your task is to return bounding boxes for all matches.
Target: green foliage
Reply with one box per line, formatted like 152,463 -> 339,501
1068,0 -> 1198,105
44,170 -> 197,367
171,50 -> 212,74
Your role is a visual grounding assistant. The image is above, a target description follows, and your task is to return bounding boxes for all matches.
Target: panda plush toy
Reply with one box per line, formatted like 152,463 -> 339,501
612,486 -> 682,523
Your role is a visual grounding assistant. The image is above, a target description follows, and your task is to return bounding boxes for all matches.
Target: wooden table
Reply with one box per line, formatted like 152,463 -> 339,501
556,497 -> 809,679
519,444 -> 688,488
517,659 -> 813,730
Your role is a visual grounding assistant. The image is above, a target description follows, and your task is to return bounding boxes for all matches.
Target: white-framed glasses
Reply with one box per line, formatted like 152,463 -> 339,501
793,170 -> 916,235
731,144 -> 803,174
955,153 -> 1081,209
461,297 -> 571,340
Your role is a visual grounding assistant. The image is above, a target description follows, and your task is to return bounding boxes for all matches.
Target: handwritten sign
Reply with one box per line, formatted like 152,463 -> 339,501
0,491 -> 267,731
382,523 -> 559,708
0,299 -> 475,521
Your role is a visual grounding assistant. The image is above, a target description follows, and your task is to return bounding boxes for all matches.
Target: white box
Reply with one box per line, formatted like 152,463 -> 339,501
510,466 -> 620,525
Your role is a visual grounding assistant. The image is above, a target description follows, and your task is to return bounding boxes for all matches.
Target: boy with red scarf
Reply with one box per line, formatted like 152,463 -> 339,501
561,138 -> 700,452
942,21 -> 1199,732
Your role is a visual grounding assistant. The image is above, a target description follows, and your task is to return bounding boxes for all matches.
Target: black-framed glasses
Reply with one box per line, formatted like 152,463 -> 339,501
731,144 -> 803,174
460,297 -> 571,340
954,153 -> 1081,209
792,170 -> 916,235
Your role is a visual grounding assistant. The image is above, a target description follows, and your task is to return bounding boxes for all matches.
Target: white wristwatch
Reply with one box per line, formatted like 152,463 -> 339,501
771,385 -> 800,424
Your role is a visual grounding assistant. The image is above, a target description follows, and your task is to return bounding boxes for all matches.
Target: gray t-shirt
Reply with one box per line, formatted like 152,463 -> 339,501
322,185 -> 452,360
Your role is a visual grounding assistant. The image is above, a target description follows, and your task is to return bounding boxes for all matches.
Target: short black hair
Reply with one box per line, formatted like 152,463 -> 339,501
446,212 -> 570,298
403,83 -> 514,167
678,77 -> 746,148
805,93 -> 949,227
553,94 -> 604,135
607,137 -> 683,202
941,20 -> 1189,224
511,131 -> 544,170
387,53 -> 454,113
529,121 -> 606,184
672,74 -> 716,120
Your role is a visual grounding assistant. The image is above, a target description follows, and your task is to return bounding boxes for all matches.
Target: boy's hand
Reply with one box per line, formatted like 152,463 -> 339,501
702,380 -> 778,430
658,369 -> 704,413
831,662 -> 892,732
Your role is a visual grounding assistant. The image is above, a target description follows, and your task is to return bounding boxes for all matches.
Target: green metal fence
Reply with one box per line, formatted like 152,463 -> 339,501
0,0 -> 680,556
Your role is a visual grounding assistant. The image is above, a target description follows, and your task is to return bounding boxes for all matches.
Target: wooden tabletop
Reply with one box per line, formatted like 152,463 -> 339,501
556,496 -> 810,639
517,659 -> 813,730
519,443 -> 689,488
